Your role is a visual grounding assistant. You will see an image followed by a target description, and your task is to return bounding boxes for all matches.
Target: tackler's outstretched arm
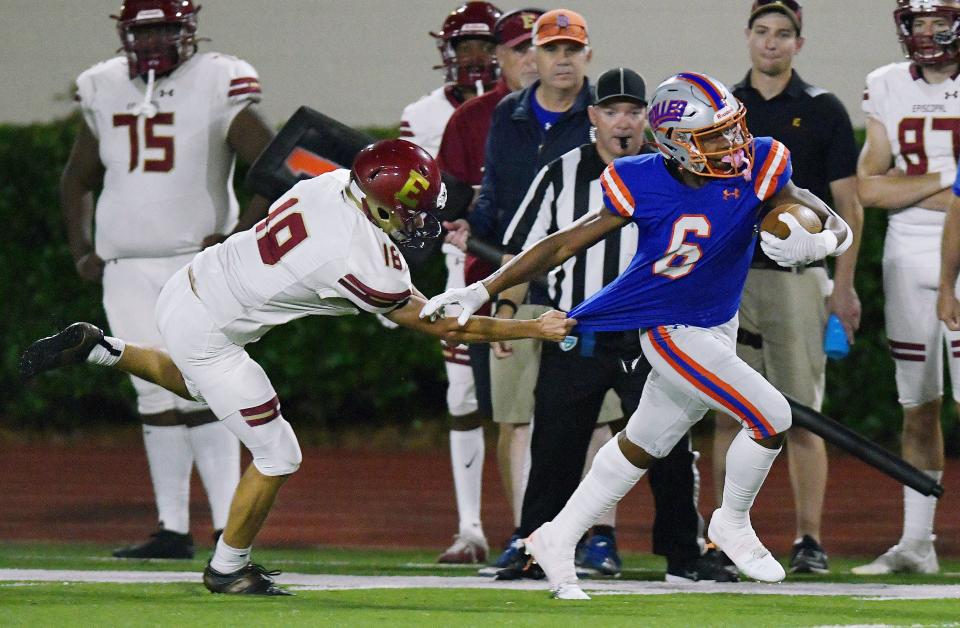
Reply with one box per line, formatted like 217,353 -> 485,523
419,209 -> 628,324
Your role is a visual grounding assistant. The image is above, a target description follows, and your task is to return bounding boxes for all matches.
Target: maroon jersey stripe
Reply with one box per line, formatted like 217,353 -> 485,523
240,395 -> 281,427
228,86 -> 262,97
890,352 -> 926,362
888,339 -> 925,351
338,274 -> 410,308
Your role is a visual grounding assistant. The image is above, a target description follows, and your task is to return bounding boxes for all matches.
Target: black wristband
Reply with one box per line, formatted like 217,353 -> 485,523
496,299 -> 518,315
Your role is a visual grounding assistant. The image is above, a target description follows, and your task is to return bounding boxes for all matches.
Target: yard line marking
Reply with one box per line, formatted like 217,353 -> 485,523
1,570 -> 959,599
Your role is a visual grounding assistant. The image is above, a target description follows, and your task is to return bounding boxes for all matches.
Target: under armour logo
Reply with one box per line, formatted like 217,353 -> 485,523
947,91 -> 959,99
792,117 -> 801,127
159,89 -> 174,97
722,188 -> 740,200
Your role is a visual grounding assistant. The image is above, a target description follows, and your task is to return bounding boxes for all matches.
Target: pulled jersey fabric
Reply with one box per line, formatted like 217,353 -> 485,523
569,136 -> 791,331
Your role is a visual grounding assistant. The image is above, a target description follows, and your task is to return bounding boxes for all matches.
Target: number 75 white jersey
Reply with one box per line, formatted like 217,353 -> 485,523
189,169 -> 414,345
75,52 -> 261,260
863,61 -> 960,232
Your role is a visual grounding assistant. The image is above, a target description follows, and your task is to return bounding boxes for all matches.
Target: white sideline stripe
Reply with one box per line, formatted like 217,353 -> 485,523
1,570 -> 959,599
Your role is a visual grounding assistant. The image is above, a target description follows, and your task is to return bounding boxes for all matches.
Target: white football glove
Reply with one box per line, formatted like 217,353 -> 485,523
419,281 -> 491,326
759,213 -> 838,268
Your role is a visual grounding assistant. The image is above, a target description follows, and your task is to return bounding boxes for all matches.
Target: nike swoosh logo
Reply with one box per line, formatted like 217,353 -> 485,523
465,453 -> 478,469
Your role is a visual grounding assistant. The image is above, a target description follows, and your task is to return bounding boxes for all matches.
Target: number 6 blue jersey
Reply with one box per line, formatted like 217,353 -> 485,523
569,136 -> 791,331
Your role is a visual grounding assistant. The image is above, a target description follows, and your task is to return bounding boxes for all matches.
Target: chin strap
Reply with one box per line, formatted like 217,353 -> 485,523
132,68 -> 158,119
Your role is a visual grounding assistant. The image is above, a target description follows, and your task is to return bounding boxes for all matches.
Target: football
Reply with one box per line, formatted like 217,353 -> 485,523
760,203 -> 822,239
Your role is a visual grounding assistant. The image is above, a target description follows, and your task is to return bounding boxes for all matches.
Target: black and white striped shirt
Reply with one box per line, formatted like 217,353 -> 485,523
502,143 -> 639,312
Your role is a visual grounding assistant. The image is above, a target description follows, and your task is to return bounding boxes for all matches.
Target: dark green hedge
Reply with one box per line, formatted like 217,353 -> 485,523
0,115 -> 447,430
0,117 -> 955,451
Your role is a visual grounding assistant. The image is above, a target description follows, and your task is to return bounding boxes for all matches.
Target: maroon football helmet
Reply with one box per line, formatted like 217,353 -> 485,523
431,2 -> 502,91
894,0 -> 960,66
350,140 -> 446,248
112,0 -> 201,79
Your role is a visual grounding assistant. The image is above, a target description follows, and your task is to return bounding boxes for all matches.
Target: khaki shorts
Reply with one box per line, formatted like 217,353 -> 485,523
491,304 -> 621,425
735,267 -> 830,411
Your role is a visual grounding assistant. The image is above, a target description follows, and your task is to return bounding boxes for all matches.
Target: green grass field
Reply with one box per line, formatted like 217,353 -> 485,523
2,542 -> 959,627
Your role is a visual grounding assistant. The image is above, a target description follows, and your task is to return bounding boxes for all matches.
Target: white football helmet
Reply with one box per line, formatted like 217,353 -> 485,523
647,72 -> 754,179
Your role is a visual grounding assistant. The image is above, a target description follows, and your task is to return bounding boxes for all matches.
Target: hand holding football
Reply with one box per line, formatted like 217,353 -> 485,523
760,203 -> 822,239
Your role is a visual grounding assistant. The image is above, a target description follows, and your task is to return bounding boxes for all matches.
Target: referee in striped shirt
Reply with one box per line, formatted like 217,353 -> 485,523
497,68 -> 730,581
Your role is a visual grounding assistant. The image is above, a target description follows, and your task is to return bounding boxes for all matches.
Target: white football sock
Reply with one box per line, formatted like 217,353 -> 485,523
86,336 -> 124,366
142,424 -> 193,535
901,470 -> 943,542
450,427 -> 485,537
509,424 -> 531,528
584,424 -> 617,527
188,420 -> 241,532
719,430 -> 781,526
550,436 -> 645,547
210,536 -> 251,574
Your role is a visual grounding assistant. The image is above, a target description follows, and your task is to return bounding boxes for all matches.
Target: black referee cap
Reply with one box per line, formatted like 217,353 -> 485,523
594,67 -> 647,107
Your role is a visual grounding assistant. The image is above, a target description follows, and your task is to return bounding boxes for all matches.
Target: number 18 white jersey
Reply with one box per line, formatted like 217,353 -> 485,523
189,169 -> 414,345
75,52 -> 262,260
863,61 -> 960,235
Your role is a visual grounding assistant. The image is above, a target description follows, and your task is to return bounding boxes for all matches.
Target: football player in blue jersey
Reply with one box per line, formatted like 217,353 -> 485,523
421,72 -> 852,599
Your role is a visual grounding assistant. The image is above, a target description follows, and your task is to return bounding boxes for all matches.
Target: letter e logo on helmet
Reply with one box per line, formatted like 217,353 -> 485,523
394,170 -> 431,209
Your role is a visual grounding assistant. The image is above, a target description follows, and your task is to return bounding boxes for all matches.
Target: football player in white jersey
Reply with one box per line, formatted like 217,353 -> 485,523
400,2 -> 502,156
400,1 -> 502,564
21,139 -> 575,595
60,0 -> 275,559
853,0 -> 960,576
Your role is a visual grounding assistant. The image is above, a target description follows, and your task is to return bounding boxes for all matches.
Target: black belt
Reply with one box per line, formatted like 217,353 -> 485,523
750,258 -> 825,273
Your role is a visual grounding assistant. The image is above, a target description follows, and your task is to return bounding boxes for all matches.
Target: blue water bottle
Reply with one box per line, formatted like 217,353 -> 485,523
823,314 -> 850,360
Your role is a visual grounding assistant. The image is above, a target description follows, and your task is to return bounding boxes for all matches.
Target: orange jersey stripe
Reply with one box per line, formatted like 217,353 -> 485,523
600,172 -> 630,217
651,327 -> 776,438
601,163 -> 635,217
753,140 -> 789,200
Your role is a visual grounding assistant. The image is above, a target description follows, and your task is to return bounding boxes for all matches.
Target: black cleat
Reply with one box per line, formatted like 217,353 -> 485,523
203,562 -> 292,595
19,322 -> 115,380
493,548 -> 546,581
666,546 -> 740,583
790,535 -> 829,574
112,529 -> 195,559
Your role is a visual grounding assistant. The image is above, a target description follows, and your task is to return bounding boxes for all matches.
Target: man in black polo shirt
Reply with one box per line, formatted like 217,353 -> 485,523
711,0 -> 864,574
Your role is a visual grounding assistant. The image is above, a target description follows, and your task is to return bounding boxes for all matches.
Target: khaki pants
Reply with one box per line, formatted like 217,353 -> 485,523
735,267 -> 830,410
491,304 -> 620,424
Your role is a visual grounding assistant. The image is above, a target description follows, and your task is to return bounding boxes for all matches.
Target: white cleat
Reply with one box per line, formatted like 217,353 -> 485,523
553,583 -> 590,600
851,538 -> 939,575
708,509 -> 785,583
524,522 -> 590,600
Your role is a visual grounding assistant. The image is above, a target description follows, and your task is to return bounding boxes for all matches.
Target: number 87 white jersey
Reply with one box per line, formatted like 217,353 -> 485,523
863,61 -> 960,230
189,169 -> 414,345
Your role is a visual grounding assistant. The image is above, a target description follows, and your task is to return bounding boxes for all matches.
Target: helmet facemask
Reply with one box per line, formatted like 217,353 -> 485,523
894,2 -> 960,66
112,1 -> 200,80
431,2 -> 502,93
445,37 -> 499,92
121,22 -> 195,78
349,175 -> 446,249
669,108 -> 755,179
